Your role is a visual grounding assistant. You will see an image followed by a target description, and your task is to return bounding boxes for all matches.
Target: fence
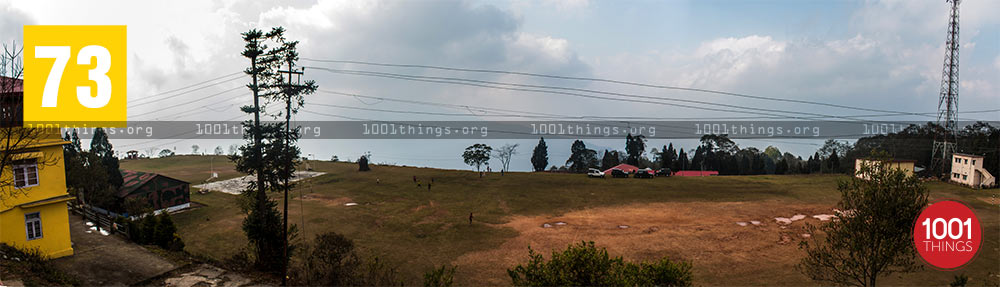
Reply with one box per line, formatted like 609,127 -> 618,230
66,203 -> 129,237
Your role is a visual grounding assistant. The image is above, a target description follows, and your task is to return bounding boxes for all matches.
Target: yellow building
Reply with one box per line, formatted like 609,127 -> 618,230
854,158 -> 915,180
0,137 -> 75,258
0,76 -> 74,258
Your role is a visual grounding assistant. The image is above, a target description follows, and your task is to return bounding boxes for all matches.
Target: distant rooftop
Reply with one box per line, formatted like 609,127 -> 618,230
0,76 -> 23,93
953,153 -> 984,158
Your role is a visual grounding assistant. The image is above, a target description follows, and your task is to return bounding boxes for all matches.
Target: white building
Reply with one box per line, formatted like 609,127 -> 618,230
950,153 -> 995,188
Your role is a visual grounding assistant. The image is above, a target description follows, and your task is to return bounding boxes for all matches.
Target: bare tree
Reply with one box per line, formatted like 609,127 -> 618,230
0,42 -> 59,204
495,143 -> 519,173
144,146 -> 159,158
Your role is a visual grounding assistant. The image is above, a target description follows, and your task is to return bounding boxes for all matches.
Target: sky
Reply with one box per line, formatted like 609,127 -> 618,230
1,0 -> 998,171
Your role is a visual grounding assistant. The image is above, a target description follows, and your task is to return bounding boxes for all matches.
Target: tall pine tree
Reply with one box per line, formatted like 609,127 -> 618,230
531,137 -> 548,172
232,27 -> 287,272
90,128 -> 122,189
660,144 -> 676,171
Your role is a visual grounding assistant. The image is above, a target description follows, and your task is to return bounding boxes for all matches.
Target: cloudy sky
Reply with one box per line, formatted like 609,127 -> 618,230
1,0 -> 998,170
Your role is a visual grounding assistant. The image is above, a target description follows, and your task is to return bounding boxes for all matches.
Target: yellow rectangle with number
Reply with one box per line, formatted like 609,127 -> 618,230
23,25 -> 126,127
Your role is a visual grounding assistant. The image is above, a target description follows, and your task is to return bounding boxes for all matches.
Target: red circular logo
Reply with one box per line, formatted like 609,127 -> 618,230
913,200 -> 982,270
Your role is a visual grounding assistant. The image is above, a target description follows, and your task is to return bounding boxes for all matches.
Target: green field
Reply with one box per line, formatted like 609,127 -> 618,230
121,156 -> 1000,286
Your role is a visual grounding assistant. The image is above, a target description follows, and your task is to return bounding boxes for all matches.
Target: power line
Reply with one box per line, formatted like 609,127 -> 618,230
302,58 -> 994,117
128,72 -> 243,107
119,114 -> 245,149
136,93 -> 248,121
307,66 -> 967,123
313,89 -> 998,121
129,86 -> 244,119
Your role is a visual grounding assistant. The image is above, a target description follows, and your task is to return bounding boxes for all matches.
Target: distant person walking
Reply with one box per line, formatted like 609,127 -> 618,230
469,212 -> 474,224
413,175 -> 417,183
427,182 -> 432,191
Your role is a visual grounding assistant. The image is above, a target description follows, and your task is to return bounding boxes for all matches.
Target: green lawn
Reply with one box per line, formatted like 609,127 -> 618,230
126,156 -> 999,286
121,155 -> 242,184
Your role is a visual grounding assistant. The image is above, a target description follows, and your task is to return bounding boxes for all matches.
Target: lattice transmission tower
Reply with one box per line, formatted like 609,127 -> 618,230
932,0 -> 961,175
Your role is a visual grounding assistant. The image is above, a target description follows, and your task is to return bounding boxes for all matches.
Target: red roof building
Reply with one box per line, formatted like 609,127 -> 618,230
673,170 -> 719,176
603,163 -> 639,174
1,76 -> 23,126
119,170 -> 190,214
1,76 -> 22,92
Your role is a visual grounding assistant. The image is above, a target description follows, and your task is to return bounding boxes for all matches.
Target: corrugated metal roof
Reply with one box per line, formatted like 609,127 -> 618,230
0,76 -> 22,93
603,163 -> 639,174
119,170 -> 189,197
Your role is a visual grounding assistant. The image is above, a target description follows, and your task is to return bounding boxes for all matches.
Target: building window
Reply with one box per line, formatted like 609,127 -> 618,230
962,175 -> 967,180
955,158 -> 961,163
25,212 -> 42,240
964,159 -> 968,164
13,159 -> 39,188
953,173 -> 960,178
972,160 -> 976,165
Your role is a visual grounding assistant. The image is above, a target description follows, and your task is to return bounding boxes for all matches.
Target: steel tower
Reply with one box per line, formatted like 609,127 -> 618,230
932,0 -> 960,175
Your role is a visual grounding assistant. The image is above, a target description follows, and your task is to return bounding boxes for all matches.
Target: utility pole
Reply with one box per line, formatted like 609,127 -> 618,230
931,0 -> 961,177
277,42 -> 311,285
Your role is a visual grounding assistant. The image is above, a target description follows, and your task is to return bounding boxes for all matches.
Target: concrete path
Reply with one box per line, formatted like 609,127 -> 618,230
50,214 -> 177,286
161,264 -> 254,287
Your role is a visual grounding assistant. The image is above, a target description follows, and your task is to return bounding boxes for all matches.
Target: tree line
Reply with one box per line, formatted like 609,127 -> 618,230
519,121 -> 998,177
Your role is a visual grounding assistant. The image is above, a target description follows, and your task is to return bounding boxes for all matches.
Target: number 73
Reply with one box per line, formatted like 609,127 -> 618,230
35,45 -> 112,108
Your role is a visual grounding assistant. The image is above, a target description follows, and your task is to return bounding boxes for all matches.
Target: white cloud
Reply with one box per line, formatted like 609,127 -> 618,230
695,35 -> 786,57
0,3 -> 33,45
543,0 -> 589,11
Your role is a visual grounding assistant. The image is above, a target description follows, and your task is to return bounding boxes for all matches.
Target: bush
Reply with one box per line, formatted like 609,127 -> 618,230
125,212 -> 184,251
0,244 -> 79,286
423,265 -> 456,287
507,241 -> 692,286
799,153 -> 929,286
155,212 -> 178,247
292,231 -> 403,286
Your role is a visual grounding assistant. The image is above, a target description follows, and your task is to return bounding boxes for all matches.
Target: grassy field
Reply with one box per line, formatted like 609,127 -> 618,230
122,156 -> 1000,286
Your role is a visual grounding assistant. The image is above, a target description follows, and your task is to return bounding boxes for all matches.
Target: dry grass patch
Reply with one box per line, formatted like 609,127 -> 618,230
454,201 -> 833,286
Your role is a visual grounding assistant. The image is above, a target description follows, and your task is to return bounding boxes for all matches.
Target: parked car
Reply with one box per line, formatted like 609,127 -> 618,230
610,168 -> 629,178
634,168 -> 654,178
656,168 -> 672,177
587,168 -> 605,178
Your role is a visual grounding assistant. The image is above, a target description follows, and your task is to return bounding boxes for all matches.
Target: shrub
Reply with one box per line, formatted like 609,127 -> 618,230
799,153 -> 929,287
155,212 -> 178,247
949,274 -> 968,287
139,212 -> 158,244
508,241 -> 692,286
423,264 -> 456,287
124,212 -> 184,250
0,244 -> 79,286
292,231 -> 403,286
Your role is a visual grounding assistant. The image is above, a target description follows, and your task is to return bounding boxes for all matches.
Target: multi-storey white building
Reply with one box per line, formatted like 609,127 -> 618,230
950,153 -> 995,188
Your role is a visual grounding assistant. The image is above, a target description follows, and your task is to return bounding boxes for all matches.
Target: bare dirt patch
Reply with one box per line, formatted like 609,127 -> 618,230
453,201 -> 832,286
979,196 -> 999,206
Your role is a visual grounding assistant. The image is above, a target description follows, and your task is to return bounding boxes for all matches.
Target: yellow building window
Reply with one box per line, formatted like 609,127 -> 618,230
13,159 -> 39,188
25,212 -> 42,240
